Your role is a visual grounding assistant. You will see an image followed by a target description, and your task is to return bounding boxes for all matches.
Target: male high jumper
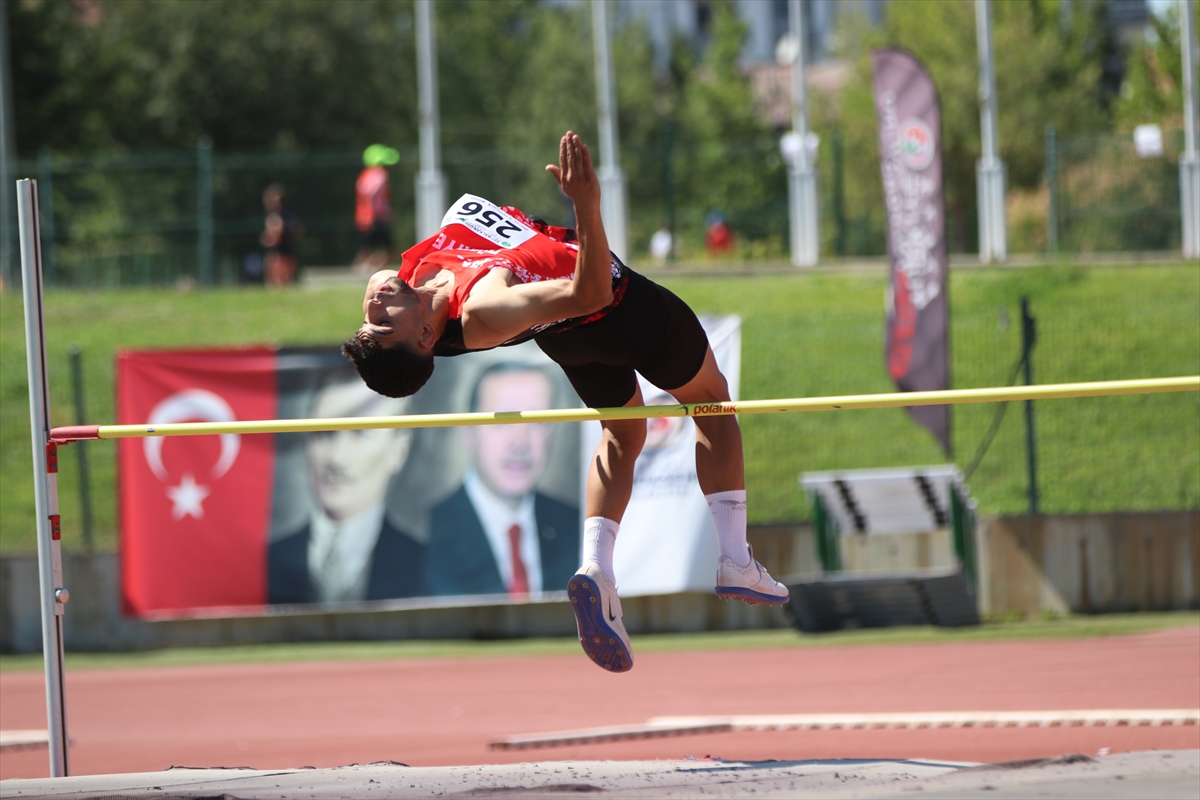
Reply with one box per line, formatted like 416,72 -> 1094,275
343,132 -> 788,673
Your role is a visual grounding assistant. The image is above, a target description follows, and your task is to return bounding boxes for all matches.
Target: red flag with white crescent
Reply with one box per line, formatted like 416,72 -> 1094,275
118,348 -> 277,616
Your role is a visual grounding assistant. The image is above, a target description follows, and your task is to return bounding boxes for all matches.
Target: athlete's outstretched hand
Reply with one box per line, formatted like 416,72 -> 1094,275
546,131 -> 601,214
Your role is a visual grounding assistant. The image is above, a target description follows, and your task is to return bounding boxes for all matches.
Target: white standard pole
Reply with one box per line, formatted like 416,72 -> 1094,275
1179,0 -> 1199,258
592,0 -> 629,262
975,0 -> 1007,262
17,178 -> 70,777
415,0 -> 447,240
788,0 -> 819,266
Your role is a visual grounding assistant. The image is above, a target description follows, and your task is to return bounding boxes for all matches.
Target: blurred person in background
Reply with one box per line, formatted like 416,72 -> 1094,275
268,368 -> 425,604
260,183 -> 304,287
426,362 -> 579,597
704,211 -> 734,256
354,144 -> 399,271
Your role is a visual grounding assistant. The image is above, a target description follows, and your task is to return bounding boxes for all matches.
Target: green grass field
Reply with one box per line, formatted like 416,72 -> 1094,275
1,262 -> 1197,553
0,611 -> 1194,671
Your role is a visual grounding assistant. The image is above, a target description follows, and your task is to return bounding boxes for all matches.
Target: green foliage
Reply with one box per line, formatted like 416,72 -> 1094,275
1114,5 -> 1185,133
12,0 -> 420,153
668,2 -> 784,254
829,0 -> 1112,253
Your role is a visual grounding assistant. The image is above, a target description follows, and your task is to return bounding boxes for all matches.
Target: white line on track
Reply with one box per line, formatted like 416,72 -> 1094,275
490,709 -> 1200,750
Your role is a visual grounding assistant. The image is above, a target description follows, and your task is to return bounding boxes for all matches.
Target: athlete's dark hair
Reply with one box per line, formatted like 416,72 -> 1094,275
341,335 -> 434,399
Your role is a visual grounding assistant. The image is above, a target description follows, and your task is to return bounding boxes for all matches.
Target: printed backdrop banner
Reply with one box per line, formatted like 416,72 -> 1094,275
872,48 -> 951,455
118,344 -> 581,619
118,348 -> 278,616
583,316 -> 741,596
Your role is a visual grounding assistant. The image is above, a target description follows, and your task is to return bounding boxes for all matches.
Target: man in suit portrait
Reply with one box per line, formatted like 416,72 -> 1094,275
427,362 -> 579,597
268,368 -> 425,604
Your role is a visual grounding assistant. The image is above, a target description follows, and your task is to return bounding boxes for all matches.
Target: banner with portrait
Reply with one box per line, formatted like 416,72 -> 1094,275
118,343 -> 581,618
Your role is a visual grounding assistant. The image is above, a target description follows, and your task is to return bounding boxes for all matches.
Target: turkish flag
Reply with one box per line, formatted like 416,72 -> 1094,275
118,348 -> 277,617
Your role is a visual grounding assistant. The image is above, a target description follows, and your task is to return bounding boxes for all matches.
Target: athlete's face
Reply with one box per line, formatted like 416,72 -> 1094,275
466,370 -> 554,506
358,270 -> 422,350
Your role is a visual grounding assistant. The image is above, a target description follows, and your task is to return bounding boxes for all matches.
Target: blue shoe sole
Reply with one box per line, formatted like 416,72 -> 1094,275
567,574 -> 633,673
715,585 -> 791,606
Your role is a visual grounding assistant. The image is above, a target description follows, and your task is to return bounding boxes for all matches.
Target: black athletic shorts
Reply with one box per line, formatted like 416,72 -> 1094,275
533,270 -> 709,408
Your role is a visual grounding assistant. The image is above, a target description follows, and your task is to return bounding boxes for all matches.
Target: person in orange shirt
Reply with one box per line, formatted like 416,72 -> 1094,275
354,145 -> 398,271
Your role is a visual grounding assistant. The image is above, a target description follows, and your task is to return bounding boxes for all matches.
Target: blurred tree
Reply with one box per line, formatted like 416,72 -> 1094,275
668,0 -> 783,253
12,0 -> 421,153
830,0 -> 1112,253
1114,5 -> 1184,134
12,0 -> 789,253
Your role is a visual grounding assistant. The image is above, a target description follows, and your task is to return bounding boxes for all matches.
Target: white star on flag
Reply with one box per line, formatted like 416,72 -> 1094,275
166,473 -> 210,520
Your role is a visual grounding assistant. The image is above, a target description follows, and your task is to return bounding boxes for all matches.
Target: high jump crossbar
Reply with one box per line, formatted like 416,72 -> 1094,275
50,376 -> 1200,443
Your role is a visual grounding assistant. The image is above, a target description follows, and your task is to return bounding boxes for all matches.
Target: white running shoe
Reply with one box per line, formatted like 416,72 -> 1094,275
715,546 -> 791,605
567,562 -> 633,673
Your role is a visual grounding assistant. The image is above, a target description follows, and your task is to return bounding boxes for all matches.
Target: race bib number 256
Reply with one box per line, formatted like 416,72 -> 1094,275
441,194 -> 537,249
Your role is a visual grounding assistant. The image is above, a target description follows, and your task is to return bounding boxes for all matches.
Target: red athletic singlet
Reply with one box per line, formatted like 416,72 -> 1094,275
398,195 -> 582,320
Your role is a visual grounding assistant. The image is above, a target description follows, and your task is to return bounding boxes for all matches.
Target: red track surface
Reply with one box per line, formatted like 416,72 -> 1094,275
2,625 -> 1197,780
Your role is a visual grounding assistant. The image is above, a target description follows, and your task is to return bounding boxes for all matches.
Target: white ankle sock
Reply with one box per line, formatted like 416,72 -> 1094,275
706,490 -> 751,567
582,516 -> 619,583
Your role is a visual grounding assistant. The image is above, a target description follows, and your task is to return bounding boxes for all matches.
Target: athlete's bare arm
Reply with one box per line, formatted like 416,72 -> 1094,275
460,132 -> 613,350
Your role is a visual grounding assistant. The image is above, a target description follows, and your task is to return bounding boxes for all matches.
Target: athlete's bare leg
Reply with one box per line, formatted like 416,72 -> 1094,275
666,347 -> 744,495
583,384 -> 647,521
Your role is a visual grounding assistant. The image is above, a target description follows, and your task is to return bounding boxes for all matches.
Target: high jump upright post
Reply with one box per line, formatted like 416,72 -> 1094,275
17,178 -> 70,777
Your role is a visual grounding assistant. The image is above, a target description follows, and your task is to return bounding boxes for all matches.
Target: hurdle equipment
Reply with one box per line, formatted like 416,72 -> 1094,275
47,376 -> 1200,443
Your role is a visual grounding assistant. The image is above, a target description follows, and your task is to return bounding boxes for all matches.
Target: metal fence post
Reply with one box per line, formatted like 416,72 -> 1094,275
833,129 -> 846,256
661,118 -> 675,257
17,178 -> 70,777
1021,296 -> 1038,515
197,136 -> 213,286
1045,125 -> 1058,255
69,346 -> 94,552
36,148 -> 56,285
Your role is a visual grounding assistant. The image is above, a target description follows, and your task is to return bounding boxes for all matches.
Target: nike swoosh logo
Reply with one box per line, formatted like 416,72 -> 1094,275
607,599 -> 617,623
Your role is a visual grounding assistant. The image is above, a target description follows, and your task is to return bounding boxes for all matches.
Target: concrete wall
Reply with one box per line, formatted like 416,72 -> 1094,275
0,527 -> 804,654
5,514 -> 1196,653
838,528 -> 956,574
977,511 -> 1200,616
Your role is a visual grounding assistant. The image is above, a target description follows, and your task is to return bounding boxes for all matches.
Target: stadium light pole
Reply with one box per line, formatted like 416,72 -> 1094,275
1180,0 -> 1199,259
975,0 -> 1007,263
415,0 -> 447,240
787,0 -> 819,267
592,0 -> 629,262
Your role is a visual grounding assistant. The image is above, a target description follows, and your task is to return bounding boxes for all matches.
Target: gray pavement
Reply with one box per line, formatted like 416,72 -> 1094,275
1,750 -> 1196,799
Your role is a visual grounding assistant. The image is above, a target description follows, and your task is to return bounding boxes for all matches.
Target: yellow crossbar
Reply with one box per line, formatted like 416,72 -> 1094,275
48,376 -> 1199,443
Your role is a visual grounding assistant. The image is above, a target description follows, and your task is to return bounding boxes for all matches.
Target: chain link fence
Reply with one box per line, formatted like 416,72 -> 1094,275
9,129 -> 1187,288
738,275 -> 1199,525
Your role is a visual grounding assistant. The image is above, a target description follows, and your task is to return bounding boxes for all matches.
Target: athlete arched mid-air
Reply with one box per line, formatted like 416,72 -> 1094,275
344,132 -> 789,673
